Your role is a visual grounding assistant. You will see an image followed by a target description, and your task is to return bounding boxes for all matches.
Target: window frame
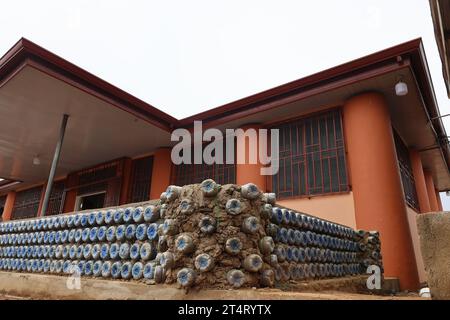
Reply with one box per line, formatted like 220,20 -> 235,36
393,129 -> 420,212
128,155 -> 154,203
11,185 -> 44,220
267,108 -> 350,200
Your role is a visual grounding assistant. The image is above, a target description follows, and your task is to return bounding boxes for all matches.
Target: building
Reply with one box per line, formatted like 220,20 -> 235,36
1,38 -> 449,290
429,0 -> 450,97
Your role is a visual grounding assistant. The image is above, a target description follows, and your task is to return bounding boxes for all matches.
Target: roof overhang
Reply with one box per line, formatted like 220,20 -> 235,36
0,39 -> 175,192
0,38 -> 177,131
178,39 -> 450,190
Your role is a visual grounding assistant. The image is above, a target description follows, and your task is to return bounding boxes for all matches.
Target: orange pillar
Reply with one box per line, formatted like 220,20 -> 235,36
343,92 -> 419,290
2,191 -> 16,221
235,124 -> 267,191
119,158 -> 133,205
424,171 -> 439,211
435,190 -> 443,211
409,149 -> 431,213
63,190 -> 77,213
149,148 -> 172,199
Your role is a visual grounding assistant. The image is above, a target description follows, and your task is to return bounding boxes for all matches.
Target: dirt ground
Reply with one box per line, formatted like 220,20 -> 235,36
0,294 -> 30,300
0,271 -> 426,300
0,290 -> 425,300
216,289 -> 426,300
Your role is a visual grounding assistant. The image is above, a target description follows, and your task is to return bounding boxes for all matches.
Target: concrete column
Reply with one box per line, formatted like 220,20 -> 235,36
63,190 -> 77,213
41,114 -> 69,216
409,149 -> 431,213
2,191 -> 16,221
435,189 -> 443,211
424,171 -> 439,212
235,124 -> 267,192
149,148 -> 172,199
343,92 -> 419,290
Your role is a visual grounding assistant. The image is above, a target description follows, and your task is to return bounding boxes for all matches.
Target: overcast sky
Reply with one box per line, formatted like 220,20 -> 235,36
1,0 -> 450,208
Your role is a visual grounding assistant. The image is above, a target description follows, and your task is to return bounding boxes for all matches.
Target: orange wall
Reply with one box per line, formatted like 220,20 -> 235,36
63,190 -> 77,213
277,192 -> 356,228
235,124 -> 267,191
149,148 -> 172,199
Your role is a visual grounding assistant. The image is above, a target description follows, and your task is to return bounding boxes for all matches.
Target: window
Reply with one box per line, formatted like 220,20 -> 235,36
78,162 -> 118,186
45,180 -> 66,216
67,159 -> 124,209
271,109 -> 349,199
129,156 -> 153,203
172,141 -> 236,186
76,192 -> 106,211
12,186 -> 43,219
394,130 -> 419,211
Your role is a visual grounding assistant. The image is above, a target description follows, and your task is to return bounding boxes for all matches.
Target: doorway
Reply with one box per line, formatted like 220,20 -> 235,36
76,191 -> 106,211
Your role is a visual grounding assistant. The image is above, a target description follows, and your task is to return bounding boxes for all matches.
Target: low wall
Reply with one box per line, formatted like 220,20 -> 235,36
0,181 -> 383,292
417,212 -> 450,300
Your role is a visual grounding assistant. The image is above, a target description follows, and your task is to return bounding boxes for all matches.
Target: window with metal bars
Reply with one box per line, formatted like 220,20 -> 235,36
0,195 -> 6,219
70,159 -> 124,208
12,185 -> 43,219
45,180 -> 65,216
78,162 -> 117,185
128,156 -> 153,203
270,109 -> 349,199
77,182 -> 108,196
393,130 -> 419,211
172,141 -> 236,186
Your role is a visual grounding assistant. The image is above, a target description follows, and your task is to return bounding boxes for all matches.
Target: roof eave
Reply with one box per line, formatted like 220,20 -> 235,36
0,37 -> 178,132
178,38 -> 424,126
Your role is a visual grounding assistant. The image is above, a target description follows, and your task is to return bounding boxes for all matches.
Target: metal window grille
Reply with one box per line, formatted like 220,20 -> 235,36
129,156 -> 153,203
69,159 -> 125,208
78,162 -> 118,185
270,109 -> 349,199
11,185 -> 43,219
0,195 -> 6,218
77,182 -> 108,196
45,180 -> 66,216
393,130 -> 419,211
172,141 -> 236,186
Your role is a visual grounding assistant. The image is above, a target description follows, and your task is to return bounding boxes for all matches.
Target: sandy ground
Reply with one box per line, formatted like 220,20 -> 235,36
247,289 -> 426,300
0,290 -> 426,300
0,294 -> 31,300
0,271 -> 427,300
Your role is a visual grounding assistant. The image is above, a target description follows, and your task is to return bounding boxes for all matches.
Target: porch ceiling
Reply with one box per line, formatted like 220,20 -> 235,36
0,65 -> 171,191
